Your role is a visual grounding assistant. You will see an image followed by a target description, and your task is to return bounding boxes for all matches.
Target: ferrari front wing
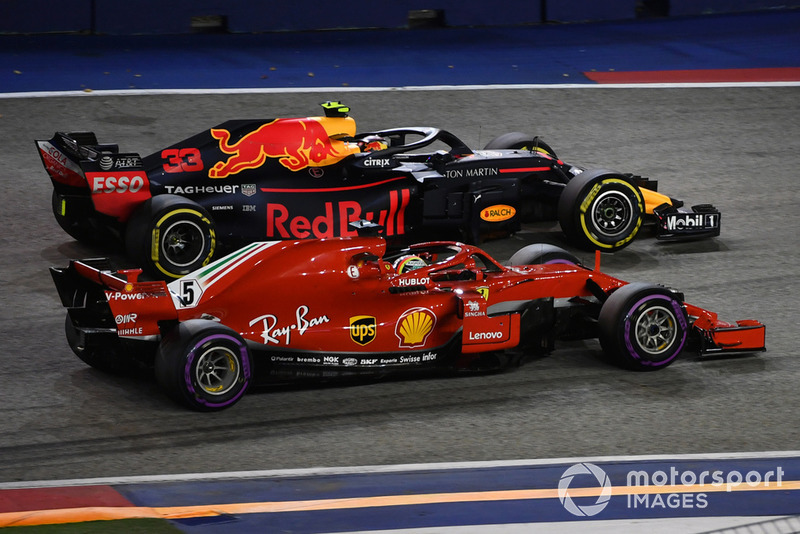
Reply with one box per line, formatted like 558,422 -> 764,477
686,303 -> 766,355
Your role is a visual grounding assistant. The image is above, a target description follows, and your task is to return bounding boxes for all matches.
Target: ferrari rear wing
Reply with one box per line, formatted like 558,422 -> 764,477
51,259 -> 177,340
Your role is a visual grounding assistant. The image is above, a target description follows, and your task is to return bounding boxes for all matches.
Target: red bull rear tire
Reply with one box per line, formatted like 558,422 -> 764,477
125,195 -> 216,279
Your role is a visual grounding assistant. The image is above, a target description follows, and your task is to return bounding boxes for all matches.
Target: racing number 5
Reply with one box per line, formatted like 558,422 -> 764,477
162,148 -> 204,173
178,279 -> 203,307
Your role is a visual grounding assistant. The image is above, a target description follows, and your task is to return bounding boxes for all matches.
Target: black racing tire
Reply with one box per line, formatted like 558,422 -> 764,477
483,132 -> 558,158
65,315 -> 133,374
558,169 -> 644,252
51,190 -> 109,245
507,243 -> 581,266
125,195 -> 216,279
598,283 -> 688,371
155,320 -> 252,411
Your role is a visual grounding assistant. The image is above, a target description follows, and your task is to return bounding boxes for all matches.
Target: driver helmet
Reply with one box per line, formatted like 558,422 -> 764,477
393,254 -> 427,274
359,135 -> 389,152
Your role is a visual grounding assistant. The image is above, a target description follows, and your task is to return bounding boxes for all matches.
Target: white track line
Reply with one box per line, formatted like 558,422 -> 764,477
2,81 -> 800,99
1,450 -> 798,489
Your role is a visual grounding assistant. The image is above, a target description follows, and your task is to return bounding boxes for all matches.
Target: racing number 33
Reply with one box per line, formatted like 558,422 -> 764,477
162,148 -> 204,173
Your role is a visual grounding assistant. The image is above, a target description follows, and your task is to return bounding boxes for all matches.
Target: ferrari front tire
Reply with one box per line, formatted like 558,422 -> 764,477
125,195 -> 216,279
155,320 -> 252,411
558,170 -> 644,252
598,283 -> 688,371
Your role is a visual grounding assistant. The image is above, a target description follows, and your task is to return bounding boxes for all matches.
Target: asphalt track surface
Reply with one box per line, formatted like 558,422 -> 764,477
2,85 -> 799,485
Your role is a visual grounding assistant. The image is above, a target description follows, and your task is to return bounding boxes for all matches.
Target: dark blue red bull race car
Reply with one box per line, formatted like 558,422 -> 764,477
38,102 -> 721,279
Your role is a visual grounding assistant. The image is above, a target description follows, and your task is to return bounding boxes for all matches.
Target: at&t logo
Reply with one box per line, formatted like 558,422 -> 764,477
558,462 -> 612,517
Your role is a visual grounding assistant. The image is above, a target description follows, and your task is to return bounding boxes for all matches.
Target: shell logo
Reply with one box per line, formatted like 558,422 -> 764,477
480,204 -> 516,222
395,307 -> 437,348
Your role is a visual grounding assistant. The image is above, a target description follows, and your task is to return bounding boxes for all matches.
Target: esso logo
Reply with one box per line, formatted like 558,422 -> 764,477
91,174 -> 146,194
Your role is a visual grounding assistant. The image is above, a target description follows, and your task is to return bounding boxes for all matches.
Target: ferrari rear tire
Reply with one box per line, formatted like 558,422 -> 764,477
125,195 -> 216,279
598,283 -> 688,371
483,132 -> 558,158
508,243 -> 580,266
155,320 -> 252,411
558,170 -> 644,252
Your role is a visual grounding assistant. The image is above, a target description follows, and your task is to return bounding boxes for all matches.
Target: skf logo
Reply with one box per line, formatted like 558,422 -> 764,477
395,307 -> 436,348
480,204 -> 516,222
350,315 -> 376,346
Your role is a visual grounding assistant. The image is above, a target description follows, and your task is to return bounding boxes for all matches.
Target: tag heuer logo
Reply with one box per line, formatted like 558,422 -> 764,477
350,316 -> 376,346
242,184 -> 257,197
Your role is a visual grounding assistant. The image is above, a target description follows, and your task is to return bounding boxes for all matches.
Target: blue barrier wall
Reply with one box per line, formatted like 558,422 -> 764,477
669,0 -> 793,15
1,0 -> 797,34
546,0 -> 638,22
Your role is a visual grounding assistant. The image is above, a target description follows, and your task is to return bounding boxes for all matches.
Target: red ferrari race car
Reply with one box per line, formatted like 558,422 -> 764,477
51,226 -> 765,411
39,102 -> 720,279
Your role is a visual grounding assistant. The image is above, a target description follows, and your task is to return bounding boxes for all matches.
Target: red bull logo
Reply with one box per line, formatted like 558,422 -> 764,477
209,118 -> 351,178
267,189 -> 410,239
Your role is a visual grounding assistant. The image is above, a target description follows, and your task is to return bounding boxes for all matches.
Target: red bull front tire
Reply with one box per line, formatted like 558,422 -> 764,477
125,195 -> 216,279
558,170 -> 644,252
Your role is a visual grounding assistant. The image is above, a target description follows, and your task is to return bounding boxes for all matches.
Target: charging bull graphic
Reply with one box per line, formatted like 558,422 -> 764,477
209,118 -> 351,178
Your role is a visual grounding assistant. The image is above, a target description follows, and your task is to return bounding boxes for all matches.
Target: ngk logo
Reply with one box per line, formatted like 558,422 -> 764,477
90,174 -> 147,194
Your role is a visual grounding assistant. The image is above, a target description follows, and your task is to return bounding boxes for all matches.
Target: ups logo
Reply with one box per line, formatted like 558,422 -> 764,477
350,315 -> 376,345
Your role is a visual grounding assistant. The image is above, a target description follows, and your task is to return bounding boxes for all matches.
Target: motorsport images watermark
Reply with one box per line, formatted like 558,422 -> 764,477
557,462 -> 785,516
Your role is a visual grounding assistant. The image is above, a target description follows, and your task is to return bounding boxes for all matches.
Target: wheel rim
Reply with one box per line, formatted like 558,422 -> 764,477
590,190 -> 634,238
195,346 -> 240,396
161,220 -> 206,267
634,305 -> 678,356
